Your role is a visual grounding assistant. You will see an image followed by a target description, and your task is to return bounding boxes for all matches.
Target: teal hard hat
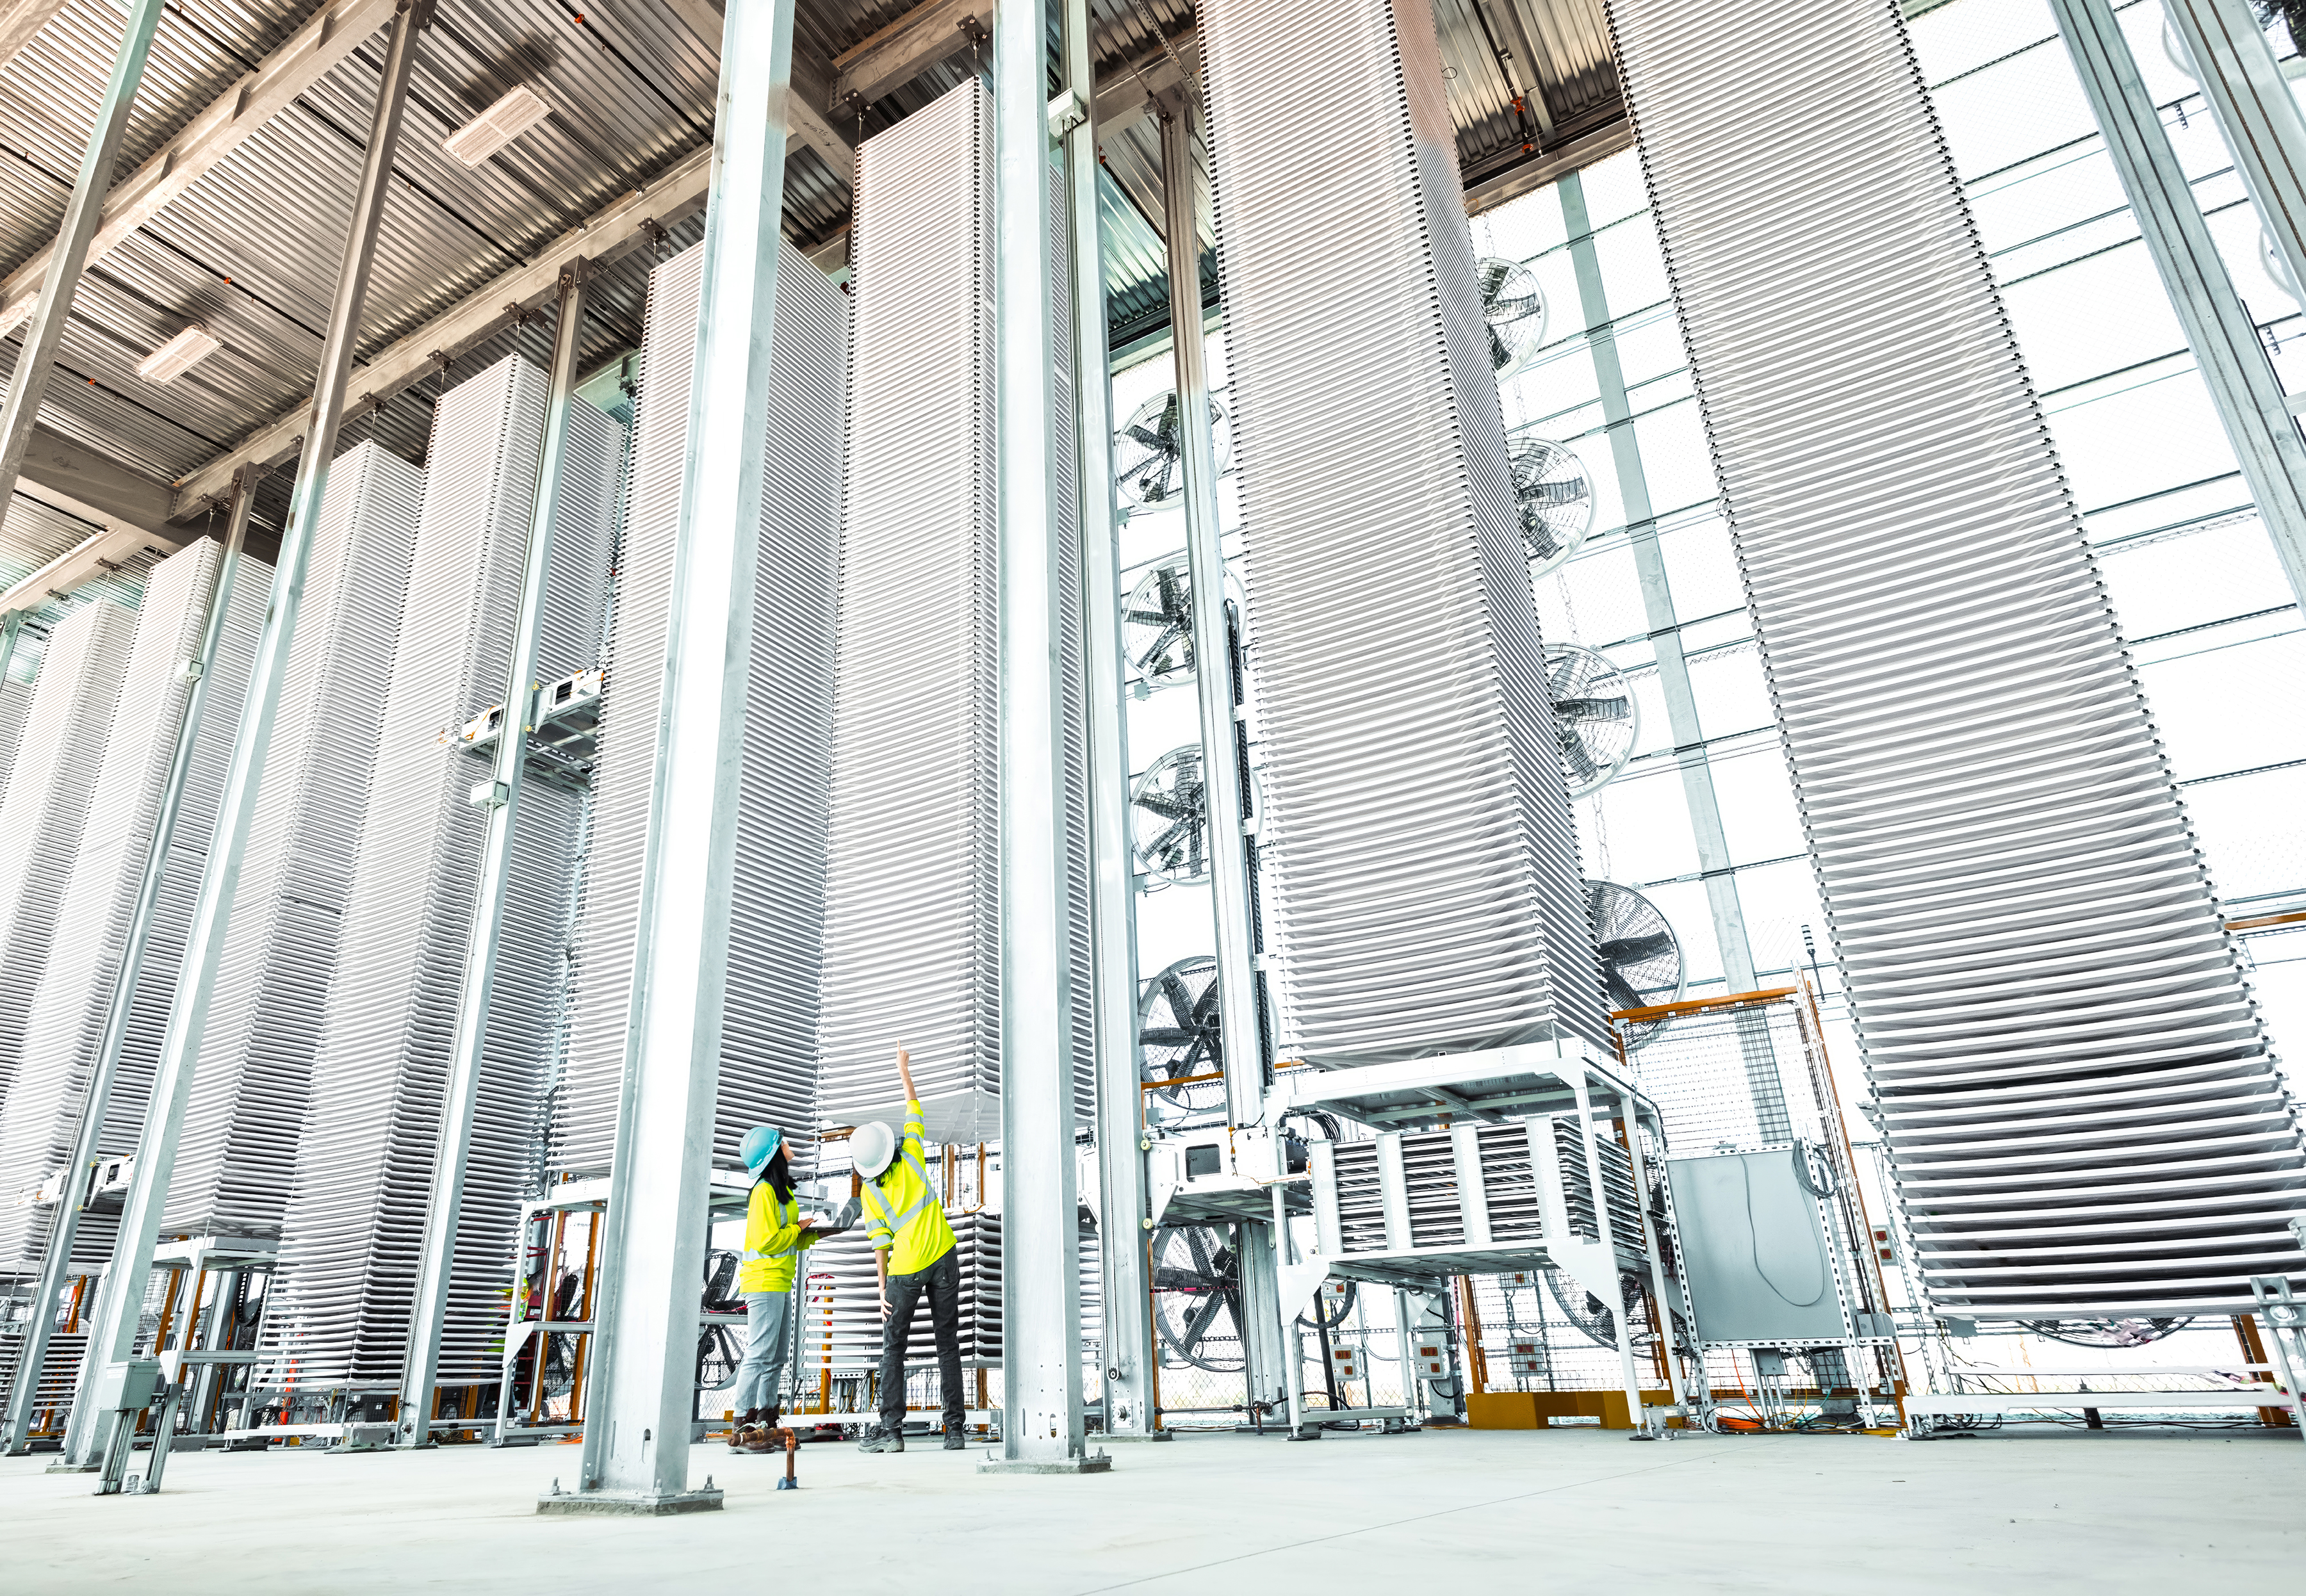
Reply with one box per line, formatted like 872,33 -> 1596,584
740,1125 -> 782,1174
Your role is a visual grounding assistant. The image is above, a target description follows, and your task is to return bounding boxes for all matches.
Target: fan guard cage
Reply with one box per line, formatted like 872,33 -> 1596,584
1509,435 -> 1594,575
1478,256 -> 1548,375
1545,643 -> 1637,798
1588,879 -> 1683,1050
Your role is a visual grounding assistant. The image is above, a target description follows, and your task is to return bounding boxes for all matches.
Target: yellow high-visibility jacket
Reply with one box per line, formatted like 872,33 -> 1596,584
861,1100 -> 956,1277
738,1180 -> 818,1293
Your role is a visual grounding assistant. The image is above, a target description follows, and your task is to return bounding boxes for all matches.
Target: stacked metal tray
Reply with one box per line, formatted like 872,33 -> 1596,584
815,81 -> 1093,1147
0,541 -> 266,1276
0,601 -> 138,1145
1198,0 -> 1604,1068
164,442 -> 423,1242
260,357 -> 617,1389
802,1215 -> 1006,1372
1612,0 -> 2306,1316
550,237 -> 847,1178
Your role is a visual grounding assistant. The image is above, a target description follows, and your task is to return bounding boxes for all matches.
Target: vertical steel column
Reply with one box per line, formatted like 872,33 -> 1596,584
1571,1071 -> 1651,1436
0,607 -> 23,688
1158,105 -> 1263,1136
61,0 -> 432,1471
556,0 -> 792,1514
396,260 -> 590,1449
0,0 -> 165,511
1066,0 -> 1160,1444
1612,1090 -> 1687,1415
1,475 -> 256,1456
983,0 -> 1096,1477
2054,0 -> 2306,608
2166,0 -> 2306,304
1558,172 -> 1788,1139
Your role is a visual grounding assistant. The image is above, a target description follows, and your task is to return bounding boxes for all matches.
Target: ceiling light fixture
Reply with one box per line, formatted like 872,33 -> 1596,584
444,85 -> 551,167
138,323 -> 221,384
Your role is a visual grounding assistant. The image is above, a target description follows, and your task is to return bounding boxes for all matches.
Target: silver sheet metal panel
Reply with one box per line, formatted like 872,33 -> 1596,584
815,81 -> 1093,1145
552,238 -> 846,1177
1198,0 -> 1604,1069
0,539 -> 265,1273
161,441 -> 423,1240
1610,0 -> 2306,1316
259,356 -> 616,1388
0,598 -> 135,1137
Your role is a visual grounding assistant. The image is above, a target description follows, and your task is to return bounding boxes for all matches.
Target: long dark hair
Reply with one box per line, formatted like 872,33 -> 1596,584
764,1143 -> 794,1203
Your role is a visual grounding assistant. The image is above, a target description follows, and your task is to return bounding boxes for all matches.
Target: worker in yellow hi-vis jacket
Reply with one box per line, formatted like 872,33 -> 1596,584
730,1125 -> 817,1454
853,1046 -> 963,1454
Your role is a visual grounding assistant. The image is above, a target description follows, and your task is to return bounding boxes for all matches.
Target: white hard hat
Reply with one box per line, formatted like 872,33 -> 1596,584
851,1121 -> 897,1180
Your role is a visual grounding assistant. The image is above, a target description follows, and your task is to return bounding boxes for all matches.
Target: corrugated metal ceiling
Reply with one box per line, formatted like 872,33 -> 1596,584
0,0 -> 1623,578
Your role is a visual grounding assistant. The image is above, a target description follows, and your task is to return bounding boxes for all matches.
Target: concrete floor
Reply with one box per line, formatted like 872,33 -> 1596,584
3,1425 -> 2298,1593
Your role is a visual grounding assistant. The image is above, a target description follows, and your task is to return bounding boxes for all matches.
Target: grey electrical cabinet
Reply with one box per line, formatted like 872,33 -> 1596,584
1665,1147 -> 1852,1344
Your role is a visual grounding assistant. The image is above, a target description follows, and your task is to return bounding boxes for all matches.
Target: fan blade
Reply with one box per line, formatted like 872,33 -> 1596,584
1133,793 -> 1203,823
1554,696 -> 1630,721
1177,1292 -> 1226,1354
1602,966 -> 1647,1011
1558,731 -> 1598,783
1599,932 -> 1676,964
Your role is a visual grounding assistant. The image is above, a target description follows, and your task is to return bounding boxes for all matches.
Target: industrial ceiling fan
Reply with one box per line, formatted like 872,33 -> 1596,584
1588,880 -> 1683,1049
1151,1222 -> 1247,1372
1138,955 -> 1227,1115
1478,256 -> 1548,375
1131,745 -> 1256,886
1546,644 -> 1637,797
1112,390 -> 1230,511
1123,563 -> 1196,686
1120,563 -> 1248,688
1509,434 -> 1593,574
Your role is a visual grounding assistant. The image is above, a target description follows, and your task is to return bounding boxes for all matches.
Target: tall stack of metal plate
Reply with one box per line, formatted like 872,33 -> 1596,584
259,357 -> 619,1390
806,1216 -> 1005,1374
815,80 -> 1094,1146
1197,0 -> 1603,1068
1609,0 -> 2306,1315
161,442 -> 425,1241
0,540 -> 269,1276
549,239 -> 846,1180
0,601 -> 136,1142
0,676 -> 28,812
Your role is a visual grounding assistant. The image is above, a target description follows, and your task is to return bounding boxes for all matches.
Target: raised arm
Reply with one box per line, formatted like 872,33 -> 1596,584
895,1044 -> 917,1105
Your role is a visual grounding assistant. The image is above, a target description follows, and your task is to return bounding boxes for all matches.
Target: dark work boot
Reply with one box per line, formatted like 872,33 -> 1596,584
943,1419 -> 967,1451
858,1424 -> 904,1454
728,1409 -> 759,1453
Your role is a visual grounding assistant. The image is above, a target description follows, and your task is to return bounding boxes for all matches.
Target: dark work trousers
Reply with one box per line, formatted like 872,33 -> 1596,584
878,1245 -> 963,1433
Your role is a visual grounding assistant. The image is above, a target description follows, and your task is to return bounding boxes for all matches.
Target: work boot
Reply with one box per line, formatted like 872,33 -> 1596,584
727,1409 -> 759,1453
857,1424 -> 904,1454
943,1420 -> 966,1451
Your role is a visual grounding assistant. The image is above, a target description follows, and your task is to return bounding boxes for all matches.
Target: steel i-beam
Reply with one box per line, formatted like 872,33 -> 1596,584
396,259 -> 591,1449
2054,0 -> 2306,610
981,0 -> 1097,1477
0,0 -> 165,514
1157,105 -> 1262,1136
553,0 -> 794,1516
2164,0 -> 2306,314
1067,0 -> 1162,1445
60,0 -> 436,1471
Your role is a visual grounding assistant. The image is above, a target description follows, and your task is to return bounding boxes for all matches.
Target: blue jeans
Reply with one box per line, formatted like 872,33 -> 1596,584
734,1289 -> 792,1414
